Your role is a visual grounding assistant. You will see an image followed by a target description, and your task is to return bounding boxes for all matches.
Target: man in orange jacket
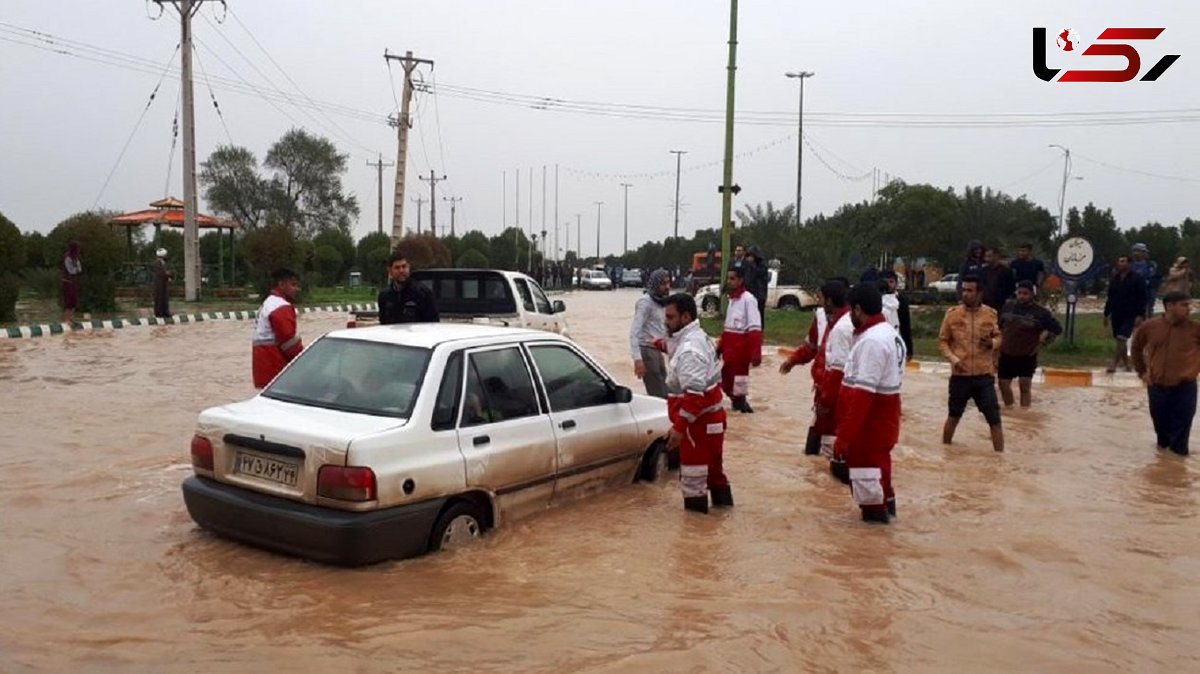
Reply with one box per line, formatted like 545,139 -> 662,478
252,269 -> 303,388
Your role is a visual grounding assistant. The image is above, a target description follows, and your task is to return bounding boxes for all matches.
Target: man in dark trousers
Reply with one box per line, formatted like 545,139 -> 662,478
377,252 -> 439,324
1103,255 -> 1146,373
1131,292 -> 1200,456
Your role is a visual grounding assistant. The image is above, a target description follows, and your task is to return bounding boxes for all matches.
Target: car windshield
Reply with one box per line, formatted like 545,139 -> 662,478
263,337 -> 431,418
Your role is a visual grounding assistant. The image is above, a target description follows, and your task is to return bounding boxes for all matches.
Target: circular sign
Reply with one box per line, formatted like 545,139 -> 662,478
1056,237 -> 1095,278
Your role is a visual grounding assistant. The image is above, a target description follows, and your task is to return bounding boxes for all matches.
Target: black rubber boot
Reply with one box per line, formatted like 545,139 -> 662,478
730,397 -> 747,413
887,498 -> 897,517
861,507 -> 890,524
804,427 -> 822,455
830,459 -> 850,485
710,485 -> 734,507
741,399 -> 754,414
684,496 -> 709,514
666,446 -> 681,471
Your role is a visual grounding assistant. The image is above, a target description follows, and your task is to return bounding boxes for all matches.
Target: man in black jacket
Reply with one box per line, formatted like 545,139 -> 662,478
377,252 -> 439,324
741,245 -> 770,326
1103,254 -> 1146,373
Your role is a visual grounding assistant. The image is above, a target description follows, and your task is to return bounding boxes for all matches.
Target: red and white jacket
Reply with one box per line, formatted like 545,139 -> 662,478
252,290 -> 303,388
834,314 -> 905,457
818,310 -> 855,412
665,321 -> 724,432
718,287 -> 763,366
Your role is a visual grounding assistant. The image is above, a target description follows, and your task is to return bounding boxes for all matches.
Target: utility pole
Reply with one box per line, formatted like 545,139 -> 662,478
155,0 -> 210,302
367,153 -> 394,234
594,201 -> 604,261
541,165 -> 547,261
1050,144 -> 1072,239
418,170 -> 446,238
620,183 -> 632,254
444,196 -> 462,237
718,0 -> 740,312
575,213 -> 582,260
502,170 -> 507,229
411,196 -> 425,235
785,71 -> 815,225
553,164 -> 559,262
383,50 -> 434,247
528,166 -> 533,240
669,150 -> 687,239
515,167 -> 520,228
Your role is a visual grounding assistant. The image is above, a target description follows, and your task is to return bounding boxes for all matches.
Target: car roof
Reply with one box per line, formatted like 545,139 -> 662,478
324,323 -> 560,349
415,268 -> 530,280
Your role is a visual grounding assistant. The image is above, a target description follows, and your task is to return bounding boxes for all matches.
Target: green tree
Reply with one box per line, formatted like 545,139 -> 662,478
263,129 -> 359,237
199,145 -> 266,228
45,212 -> 124,312
489,227 -> 531,271
313,245 -> 344,285
0,211 -> 24,321
21,230 -> 46,269
240,224 -> 303,293
1123,222 -> 1180,271
1066,203 -> 1126,266
312,229 -> 355,282
457,248 -> 490,268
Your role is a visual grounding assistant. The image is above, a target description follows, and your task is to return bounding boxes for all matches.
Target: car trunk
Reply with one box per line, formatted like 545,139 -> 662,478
197,396 -> 406,505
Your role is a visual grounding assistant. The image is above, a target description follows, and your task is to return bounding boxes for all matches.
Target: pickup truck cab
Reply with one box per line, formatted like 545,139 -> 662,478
349,269 -> 569,336
695,268 -> 818,314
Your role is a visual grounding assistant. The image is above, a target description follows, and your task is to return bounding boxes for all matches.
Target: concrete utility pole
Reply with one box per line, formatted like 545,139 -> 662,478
718,0 -> 740,312
502,170 -> 507,228
383,50 -> 434,247
528,166 -> 533,239
669,150 -> 687,239
155,0 -> 212,302
1050,144 -> 1072,239
515,167 -> 520,228
443,196 -> 462,237
620,183 -> 632,254
575,213 -> 582,260
785,71 -> 815,225
594,201 -> 604,261
553,164 -> 559,262
541,165 -> 547,260
418,170 -> 446,237
411,196 -> 425,235
367,153 -> 394,234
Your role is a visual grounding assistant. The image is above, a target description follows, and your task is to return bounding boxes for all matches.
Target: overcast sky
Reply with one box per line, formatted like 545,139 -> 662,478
2,1 -> 1197,255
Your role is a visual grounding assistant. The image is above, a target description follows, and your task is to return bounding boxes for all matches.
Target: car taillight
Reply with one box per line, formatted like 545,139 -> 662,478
190,434 -> 214,471
318,465 -> 377,502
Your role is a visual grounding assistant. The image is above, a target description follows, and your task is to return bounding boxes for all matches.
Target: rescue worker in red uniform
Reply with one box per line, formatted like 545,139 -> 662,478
780,280 -> 850,456
717,266 -> 763,413
664,293 -> 731,514
836,283 -> 906,524
252,269 -> 303,388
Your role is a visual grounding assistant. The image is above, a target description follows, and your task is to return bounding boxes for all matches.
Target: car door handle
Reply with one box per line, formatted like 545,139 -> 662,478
560,420 -> 576,430
473,435 -> 490,446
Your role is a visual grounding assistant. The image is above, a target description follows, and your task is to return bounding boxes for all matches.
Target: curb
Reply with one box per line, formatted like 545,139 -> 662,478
1,303 -> 377,339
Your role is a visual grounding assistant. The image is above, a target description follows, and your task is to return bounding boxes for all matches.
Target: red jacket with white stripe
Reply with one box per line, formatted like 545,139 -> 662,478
818,309 -> 855,412
665,320 -> 724,432
718,287 -> 763,366
252,291 -> 303,388
834,314 -> 906,456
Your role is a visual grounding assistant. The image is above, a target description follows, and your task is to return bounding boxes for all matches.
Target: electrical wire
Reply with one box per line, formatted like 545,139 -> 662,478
164,85 -> 181,197
1074,152 -> 1200,184
430,71 -> 450,183
192,46 -> 235,146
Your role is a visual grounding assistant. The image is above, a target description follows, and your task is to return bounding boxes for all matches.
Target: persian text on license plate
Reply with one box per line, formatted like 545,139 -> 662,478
235,452 -> 299,486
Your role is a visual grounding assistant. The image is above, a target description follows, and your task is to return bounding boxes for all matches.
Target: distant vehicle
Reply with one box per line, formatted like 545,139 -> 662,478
181,324 -> 672,566
929,273 -> 959,299
348,269 -> 568,336
620,269 -> 644,287
580,269 -> 613,290
694,267 -> 818,314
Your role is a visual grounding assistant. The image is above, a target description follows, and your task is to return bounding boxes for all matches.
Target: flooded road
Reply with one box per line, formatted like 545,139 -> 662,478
1,289 -> 1197,672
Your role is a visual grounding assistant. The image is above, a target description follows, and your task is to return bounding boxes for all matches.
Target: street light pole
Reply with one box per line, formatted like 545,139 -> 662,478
593,201 -> 604,261
1049,144 -> 1072,239
620,182 -> 632,255
785,70 -> 815,226
669,149 -> 686,238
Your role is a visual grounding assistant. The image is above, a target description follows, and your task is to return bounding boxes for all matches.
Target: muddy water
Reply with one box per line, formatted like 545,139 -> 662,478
1,291 -> 1197,673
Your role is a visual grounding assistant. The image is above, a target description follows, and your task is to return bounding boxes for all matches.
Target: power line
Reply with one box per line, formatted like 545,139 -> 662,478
1074,152 -> 1200,184
164,84 -> 182,197
430,71 -> 450,185
191,46 -> 234,145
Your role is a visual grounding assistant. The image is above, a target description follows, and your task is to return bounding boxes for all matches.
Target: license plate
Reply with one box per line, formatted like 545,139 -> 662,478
234,451 -> 299,486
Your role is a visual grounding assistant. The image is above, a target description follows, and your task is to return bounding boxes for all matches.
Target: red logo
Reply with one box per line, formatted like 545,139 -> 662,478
1033,27 -> 1180,82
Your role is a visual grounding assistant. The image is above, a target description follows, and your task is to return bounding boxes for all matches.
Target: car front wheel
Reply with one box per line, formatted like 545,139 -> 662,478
429,501 -> 485,552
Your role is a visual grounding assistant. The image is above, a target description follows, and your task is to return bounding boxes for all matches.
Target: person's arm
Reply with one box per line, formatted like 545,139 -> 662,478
629,297 -> 648,362
746,296 -> 763,365
671,350 -> 709,432
268,305 -> 303,362
783,317 -> 820,370
834,340 -> 886,457
938,310 -> 958,366
1130,324 -> 1149,376
1041,307 -> 1063,336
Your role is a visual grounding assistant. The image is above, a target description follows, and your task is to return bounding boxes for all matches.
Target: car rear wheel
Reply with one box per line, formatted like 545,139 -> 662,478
636,440 -> 670,482
429,501 -> 485,552
778,296 -> 800,310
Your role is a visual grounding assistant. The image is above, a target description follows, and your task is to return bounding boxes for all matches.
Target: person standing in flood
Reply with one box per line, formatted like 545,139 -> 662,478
938,275 -> 1005,452
252,269 -> 303,389
997,281 -> 1062,408
1103,255 -> 1146,374
880,270 -> 913,360
152,248 -> 173,319
629,268 -> 671,398
780,279 -> 850,457
1131,291 -> 1200,456
62,241 -> 81,324
717,265 -> 763,413
663,293 -> 731,513
836,283 -> 905,524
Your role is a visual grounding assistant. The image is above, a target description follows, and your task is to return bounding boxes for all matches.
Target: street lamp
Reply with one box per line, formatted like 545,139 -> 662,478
785,71 -> 815,226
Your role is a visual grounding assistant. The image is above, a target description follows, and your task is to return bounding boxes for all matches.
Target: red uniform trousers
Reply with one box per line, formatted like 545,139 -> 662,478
678,409 -> 728,498
846,445 -> 894,517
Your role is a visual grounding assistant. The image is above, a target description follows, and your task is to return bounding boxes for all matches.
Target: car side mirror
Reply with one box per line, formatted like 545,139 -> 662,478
612,385 -> 633,404
552,300 -> 566,314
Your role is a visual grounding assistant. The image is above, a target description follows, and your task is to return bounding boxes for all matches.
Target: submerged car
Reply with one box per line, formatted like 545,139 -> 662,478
182,324 -> 671,566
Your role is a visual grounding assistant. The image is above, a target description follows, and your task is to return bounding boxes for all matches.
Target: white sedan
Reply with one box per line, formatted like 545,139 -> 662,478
182,324 -> 672,566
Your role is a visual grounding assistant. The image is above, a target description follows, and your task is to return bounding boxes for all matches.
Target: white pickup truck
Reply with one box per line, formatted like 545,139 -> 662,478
348,269 -> 569,336
694,267 -> 818,314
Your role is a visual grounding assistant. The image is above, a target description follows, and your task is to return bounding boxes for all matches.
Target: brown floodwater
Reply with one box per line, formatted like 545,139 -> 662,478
1,290 -> 1197,673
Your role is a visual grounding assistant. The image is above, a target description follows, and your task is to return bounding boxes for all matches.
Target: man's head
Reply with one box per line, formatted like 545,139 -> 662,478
968,240 -> 984,260
960,274 -> 982,308
726,265 -> 746,292
387,252 -> 411,283
848,283 -> 883,329
1115,255 -> 1130,274
734,244 -> 746,260
881,269 -> 899,293
1017,244 -> 1033,260
1163,291 -> 1192,323
984,248 -> 1000,266
647,268 -> 671,298
1015,280 -> 1035,304
820,279 -> 848,313
271,268 -> 301,301
663,293 -> 697,335
1132,243 -> 1148,260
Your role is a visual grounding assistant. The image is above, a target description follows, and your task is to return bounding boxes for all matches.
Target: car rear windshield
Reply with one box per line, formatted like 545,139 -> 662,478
412,270 -> 517,315
263,337 -> 431,418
